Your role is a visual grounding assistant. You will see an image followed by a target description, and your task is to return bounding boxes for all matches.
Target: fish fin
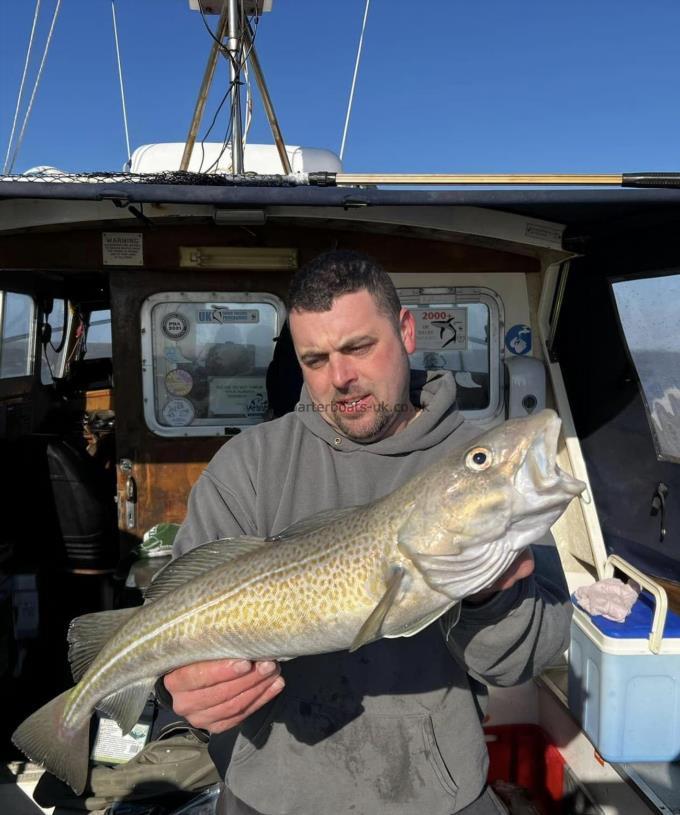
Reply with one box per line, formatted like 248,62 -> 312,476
384,599 -> 459,639
144,537 -> 268,603
68,607 -> 138,683
349,565 -> 406,653
12,687 -> 91,795
269,506 -> 360,541
98,677 -> 156,735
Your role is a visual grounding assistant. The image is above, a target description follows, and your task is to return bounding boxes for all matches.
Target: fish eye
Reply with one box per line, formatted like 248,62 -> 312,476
465,447 -> 493,471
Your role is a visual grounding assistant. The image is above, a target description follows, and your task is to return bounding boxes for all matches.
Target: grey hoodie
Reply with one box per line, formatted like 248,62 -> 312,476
173,371 -> 571,815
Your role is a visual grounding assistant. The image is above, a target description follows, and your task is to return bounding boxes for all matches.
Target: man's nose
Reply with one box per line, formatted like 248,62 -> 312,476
329,356 -> 356,390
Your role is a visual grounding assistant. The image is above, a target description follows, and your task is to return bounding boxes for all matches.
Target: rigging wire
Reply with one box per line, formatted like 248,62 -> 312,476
111,0 -> 131,164
198,79 -> 235,172
195,2 -> 260,173
3,0 -> 42,174
339,0 -> 371,163
6,0 -> 62,175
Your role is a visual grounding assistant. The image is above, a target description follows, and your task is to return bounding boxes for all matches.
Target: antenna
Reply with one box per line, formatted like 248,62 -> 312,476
340,0 -> 371,163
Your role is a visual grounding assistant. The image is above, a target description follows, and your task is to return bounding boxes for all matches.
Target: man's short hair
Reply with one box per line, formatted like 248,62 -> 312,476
288,250 -> 401,326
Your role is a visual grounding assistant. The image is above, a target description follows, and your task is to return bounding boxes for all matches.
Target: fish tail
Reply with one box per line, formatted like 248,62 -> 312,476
12,687 -> 91,795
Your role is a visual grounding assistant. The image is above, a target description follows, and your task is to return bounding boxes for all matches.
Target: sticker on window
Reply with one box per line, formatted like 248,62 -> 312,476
197,308 -> 260,324
208,377 -> 268,418
165,368 -> 194,396
412,308 -> 468,351
162,313 -> 190,340
162,397 -> 196,426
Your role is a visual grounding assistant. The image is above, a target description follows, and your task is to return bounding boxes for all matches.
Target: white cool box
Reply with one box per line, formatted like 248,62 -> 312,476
568,556 -> 680,763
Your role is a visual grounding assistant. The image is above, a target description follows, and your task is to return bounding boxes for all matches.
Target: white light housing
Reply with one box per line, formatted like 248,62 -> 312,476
179,246 -> 297,270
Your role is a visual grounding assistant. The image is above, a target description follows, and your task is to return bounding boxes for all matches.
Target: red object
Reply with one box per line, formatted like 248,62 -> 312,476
484,724 -> 565,815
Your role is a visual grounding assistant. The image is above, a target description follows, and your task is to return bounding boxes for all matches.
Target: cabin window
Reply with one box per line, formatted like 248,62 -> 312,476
398,287 -> 502,419
0,291 -> 35,379
611,272 -> 680,463
141,292 -> 285,436
40,298 -> 70,384
84,309 -> 113,360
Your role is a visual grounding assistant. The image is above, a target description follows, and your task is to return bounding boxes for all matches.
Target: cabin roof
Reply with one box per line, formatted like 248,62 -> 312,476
2,179 -> 680,244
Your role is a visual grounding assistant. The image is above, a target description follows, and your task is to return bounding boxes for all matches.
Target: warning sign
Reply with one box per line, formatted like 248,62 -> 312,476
102,232 -> 143,266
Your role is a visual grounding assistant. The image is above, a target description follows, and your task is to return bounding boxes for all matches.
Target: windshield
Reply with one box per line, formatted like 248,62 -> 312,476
612,272 -> 680,462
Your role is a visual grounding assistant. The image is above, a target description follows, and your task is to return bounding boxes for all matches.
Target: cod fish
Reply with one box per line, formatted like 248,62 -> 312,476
13,409 -> 584,794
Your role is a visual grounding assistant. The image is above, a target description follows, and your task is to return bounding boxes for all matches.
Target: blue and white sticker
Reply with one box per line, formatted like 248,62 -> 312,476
505,324 -> 532,355
161,397 -> 195,427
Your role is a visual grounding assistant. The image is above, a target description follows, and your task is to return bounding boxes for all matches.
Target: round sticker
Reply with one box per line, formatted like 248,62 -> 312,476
165,368 -> 194,396
161,313 -> 189,340
505,324 -> 532,356
161,398 -> 195,427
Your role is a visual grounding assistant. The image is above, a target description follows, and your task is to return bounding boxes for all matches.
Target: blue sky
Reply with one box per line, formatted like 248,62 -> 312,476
2,0 -> 680,175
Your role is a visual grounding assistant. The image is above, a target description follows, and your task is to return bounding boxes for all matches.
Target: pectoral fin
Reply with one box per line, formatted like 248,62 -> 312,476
384,599 -> 459,639
349,565 -> 406,653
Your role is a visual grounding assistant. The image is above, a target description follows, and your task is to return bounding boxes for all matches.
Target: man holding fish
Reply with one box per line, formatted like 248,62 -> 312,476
163,251 -> 577,815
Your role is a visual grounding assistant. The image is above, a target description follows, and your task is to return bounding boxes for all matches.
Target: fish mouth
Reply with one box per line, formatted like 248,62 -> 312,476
514,410 -> 585,512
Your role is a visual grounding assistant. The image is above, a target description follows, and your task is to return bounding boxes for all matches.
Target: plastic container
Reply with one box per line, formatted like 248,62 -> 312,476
485,724 -> 565,814
568,555 -> 680,763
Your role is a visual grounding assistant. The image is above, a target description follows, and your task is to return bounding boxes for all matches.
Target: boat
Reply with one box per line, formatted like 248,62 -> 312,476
1,1 -> 680,812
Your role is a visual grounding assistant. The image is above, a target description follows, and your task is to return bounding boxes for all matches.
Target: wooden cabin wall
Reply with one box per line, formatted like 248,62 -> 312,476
0,222 -> 539,556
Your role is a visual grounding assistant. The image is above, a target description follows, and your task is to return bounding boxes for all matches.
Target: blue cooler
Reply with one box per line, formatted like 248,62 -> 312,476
568,555 -> 680,763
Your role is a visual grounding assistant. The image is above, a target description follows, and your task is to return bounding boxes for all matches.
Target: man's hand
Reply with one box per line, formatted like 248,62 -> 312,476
465,549 -> 535,605
163,658 -> 284,734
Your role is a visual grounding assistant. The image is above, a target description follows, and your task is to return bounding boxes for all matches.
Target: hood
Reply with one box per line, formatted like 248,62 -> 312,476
293,370 -> 464,456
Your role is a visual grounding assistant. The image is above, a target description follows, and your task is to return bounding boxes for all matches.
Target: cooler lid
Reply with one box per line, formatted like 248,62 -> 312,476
575,590 -> 680,639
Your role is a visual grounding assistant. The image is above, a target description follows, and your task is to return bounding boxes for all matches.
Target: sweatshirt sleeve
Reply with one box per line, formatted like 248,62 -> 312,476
172,441 -> 259,557
442,547 -> 572,687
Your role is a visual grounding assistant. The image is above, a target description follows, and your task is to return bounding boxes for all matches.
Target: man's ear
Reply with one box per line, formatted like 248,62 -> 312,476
399,307 -> 416,354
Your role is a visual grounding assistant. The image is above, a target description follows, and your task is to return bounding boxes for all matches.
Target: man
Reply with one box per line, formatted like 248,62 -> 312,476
165,251 -> 570,814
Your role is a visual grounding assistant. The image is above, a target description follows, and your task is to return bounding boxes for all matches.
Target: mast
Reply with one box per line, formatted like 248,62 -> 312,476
183,1 -> 287,175
227,0 -> 244,174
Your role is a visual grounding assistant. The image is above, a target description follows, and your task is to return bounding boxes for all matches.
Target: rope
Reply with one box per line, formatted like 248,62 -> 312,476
3,0 -> 42,174
111,0 -> 131,164
339,0 -> 371,163
6,0 -> 62,175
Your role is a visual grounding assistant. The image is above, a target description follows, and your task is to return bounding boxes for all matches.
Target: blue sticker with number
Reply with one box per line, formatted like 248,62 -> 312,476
505,324 -> 532,355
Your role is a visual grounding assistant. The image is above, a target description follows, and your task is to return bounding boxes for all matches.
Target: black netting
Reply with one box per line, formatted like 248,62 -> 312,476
0,170 -> 305,186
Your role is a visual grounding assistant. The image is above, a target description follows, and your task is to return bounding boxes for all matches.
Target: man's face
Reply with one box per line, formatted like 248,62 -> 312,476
289,290 -> 417,442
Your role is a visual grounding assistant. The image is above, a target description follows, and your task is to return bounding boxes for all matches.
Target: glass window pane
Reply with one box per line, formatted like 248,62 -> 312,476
149,299 -> 280,430
0,292 -> 34,378
612,273 -> 680,462
85,310 -> 112,359
41,299 -> 69,384
405,301 -> 491,412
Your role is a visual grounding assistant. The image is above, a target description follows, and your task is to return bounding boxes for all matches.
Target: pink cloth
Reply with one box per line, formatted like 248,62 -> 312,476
574,578 -> 640,622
